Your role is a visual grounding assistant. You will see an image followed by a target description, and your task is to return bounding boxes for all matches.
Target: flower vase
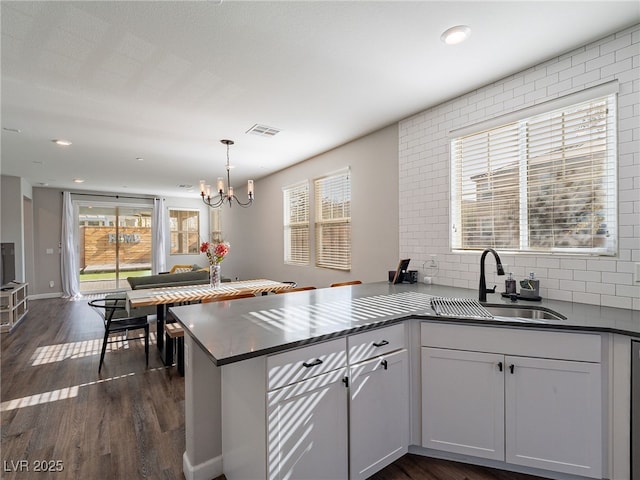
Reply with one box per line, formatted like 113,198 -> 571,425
210,264 -> 221,289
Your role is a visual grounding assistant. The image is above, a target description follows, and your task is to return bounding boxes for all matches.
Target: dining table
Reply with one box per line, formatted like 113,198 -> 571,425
126,279 -> 294,365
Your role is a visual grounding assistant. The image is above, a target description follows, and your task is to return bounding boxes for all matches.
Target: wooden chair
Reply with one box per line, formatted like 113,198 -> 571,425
330,280 -> 362,287
201,292 -> 256,303
168,264 -> 206,274
276,286 -> 316,293
164,321 -> 185,376
89,297 -> 149,373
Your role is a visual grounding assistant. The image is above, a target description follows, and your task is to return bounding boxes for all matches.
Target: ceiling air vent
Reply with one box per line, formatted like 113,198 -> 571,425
246,124 -> 280,137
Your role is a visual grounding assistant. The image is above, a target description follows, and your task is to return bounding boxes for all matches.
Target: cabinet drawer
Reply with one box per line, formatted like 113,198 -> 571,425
421,322 -> 601,363
267,337 -> 347,390
348,323 -> 406,364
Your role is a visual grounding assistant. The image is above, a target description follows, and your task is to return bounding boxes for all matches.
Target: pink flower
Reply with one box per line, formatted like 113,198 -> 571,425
201,240 -> 230,265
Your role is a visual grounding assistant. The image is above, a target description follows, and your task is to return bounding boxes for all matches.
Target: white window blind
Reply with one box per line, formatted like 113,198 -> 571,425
451,94 -> 617,255
283,182 -> 309,265
315,169 -> 351,270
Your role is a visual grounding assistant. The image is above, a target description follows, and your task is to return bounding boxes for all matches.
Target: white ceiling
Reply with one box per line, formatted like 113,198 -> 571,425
1,1 -> 638,198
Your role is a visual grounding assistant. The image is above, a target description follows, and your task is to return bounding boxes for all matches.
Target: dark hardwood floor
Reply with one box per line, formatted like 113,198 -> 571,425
2,297 -> 551,480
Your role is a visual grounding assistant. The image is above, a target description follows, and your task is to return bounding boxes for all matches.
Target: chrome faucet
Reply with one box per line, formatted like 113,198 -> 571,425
479,248 -> 505,302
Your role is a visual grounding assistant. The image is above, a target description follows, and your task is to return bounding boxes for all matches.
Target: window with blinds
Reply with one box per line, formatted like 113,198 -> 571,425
315,169 -> 351,270
451,94 -> 617,255
283,182 -> 310,265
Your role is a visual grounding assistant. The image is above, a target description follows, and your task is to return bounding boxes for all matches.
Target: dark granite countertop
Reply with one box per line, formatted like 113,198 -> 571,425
170,282 -> 640,366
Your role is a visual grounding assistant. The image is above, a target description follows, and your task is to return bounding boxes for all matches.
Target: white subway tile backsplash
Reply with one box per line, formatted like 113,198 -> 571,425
546,289 -> 573,302
560,259 -> 587,270
399,25 -> 640,311
573,270 -> 602,283
602,295 -> 633,309
617,284 -> 640,298
587,281 -> 616,295
602,272 -> 633,284
573,292 -> 601,306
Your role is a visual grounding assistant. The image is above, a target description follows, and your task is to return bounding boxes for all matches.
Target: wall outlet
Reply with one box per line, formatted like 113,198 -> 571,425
634,263 -> 640,284
428,255 -> 438,268
49,281 -> 54,288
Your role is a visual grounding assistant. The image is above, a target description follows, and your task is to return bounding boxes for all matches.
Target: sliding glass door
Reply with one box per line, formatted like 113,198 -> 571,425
78,203 -> 153,293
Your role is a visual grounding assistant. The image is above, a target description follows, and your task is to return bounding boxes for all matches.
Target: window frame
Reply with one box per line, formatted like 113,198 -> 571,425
169,208 -> 201,255
450,91 -> 617,256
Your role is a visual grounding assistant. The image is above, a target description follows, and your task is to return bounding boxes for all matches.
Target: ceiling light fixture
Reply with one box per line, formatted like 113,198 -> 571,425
73,178 -> 84,183
199,139 -> 254,208
53,139 -> 72,146
441,25 -> 471,45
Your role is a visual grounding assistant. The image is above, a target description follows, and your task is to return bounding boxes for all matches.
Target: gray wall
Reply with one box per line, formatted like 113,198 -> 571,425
0,175 -> 32,284
14,123 -> 398,296
220,124 -> 400,288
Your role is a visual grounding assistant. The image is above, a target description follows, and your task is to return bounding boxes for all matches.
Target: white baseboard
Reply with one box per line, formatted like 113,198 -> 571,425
29,292 -> 63,300
183,451 -> 223,480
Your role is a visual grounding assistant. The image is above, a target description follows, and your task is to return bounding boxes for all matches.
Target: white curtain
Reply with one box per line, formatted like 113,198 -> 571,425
61,192 -> 81,298
152,197 -> 166,274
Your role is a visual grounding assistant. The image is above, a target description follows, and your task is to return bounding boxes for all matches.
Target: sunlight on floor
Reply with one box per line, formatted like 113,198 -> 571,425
0,367 -> 167,412
29,333 -> 158,365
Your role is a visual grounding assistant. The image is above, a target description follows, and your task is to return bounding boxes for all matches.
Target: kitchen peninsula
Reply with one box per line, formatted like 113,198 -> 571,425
170,282 -> 640,480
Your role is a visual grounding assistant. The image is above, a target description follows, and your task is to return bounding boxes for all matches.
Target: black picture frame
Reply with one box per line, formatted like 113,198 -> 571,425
392,258 -> 411,284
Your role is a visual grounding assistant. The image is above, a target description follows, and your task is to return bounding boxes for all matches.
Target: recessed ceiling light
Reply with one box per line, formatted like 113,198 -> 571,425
136,157 -> 144,161
73,178 -> 84,183
441,25 -> 471,45
53,139 -> 72,146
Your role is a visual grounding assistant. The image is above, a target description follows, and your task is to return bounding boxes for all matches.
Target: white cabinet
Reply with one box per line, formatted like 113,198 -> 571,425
421,348 -> 504,460
222,337 -> 349,480
421,322 -> 602,479
268,367 -> 348,480
0,282 -> 28,333
266,336 -> 350,478
349,324 -> 408,479
504,355 -> 602,476
222,325 -> 409,480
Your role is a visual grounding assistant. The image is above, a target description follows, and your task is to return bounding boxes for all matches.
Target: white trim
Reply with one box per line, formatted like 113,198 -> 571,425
182,451 -> 223,480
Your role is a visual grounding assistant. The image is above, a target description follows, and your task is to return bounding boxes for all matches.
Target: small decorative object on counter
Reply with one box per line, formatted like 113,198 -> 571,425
505,272 -> 516,294
520,272 -> 540,298
200,240 -> 230,289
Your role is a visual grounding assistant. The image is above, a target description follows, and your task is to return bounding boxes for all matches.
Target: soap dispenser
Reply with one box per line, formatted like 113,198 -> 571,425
505,272 -> 516,294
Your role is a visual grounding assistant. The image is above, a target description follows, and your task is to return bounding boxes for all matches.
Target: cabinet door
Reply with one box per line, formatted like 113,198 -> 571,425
421,347 -> 505,460
349,349 -> 409,480
505,356 -> 602,478
267,367 -> 348,480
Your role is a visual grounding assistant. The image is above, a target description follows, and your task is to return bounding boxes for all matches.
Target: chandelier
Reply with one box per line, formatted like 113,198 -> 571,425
199,139 -> 254,208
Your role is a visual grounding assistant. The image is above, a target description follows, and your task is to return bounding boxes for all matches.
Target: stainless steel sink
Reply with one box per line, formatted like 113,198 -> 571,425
481,303 -> 566,321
